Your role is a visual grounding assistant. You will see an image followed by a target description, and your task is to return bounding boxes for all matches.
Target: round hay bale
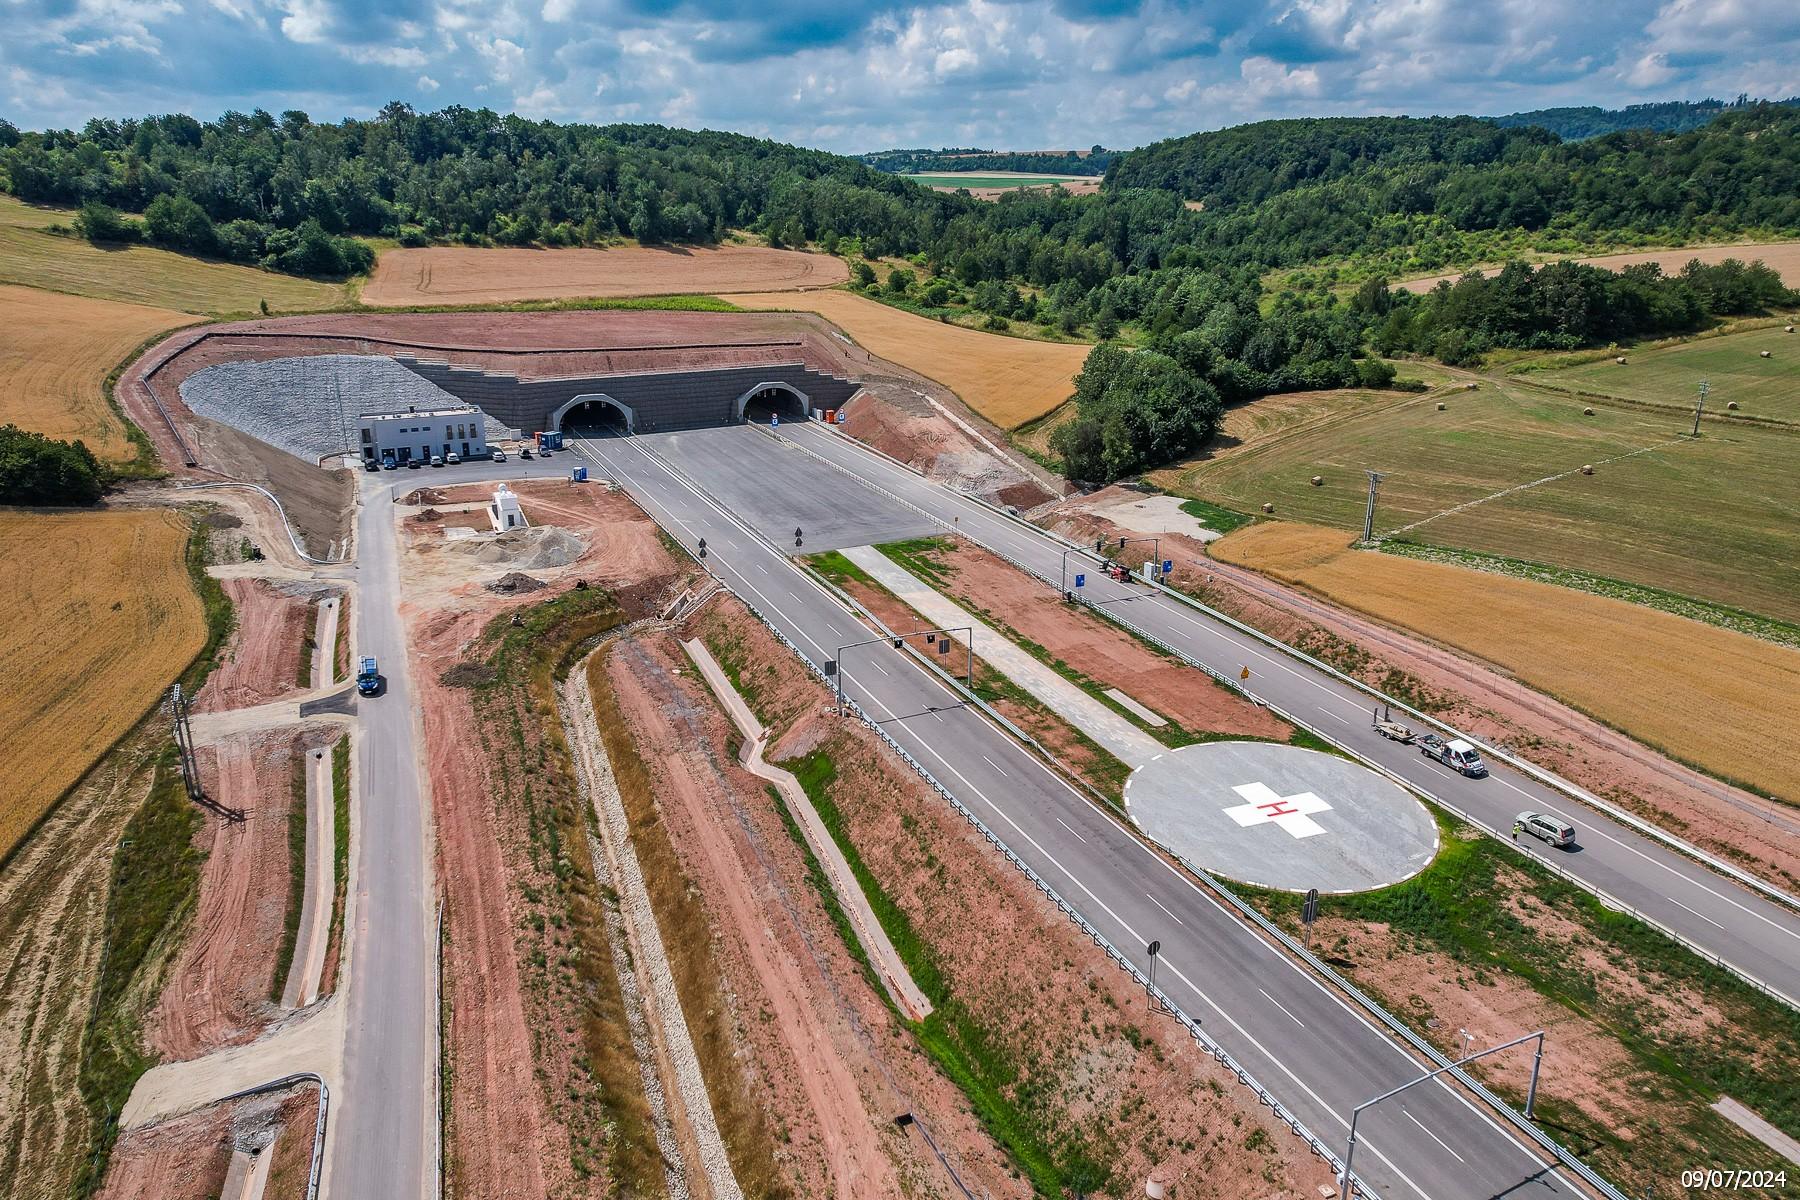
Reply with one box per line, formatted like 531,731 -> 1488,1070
1261,502 -> 1275,514
1616,355 -> 1628,365
1581,464 -> 1594,476
1786,324 -> 1794,333
1728,400 -> 1740,410
1583,407 -> 1595,416
1310,475 -> 1324,487
1436,402 -> 1447,411
1760,349 -> 1772,358
1464,382 -> 1479,391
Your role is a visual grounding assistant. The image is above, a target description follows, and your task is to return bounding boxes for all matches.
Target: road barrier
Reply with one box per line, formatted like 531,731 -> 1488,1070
176,481 -> 347,565
218,1072 -> 329,1200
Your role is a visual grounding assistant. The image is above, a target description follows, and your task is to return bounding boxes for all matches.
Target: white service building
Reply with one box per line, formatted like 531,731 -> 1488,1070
359,404 -> 489,466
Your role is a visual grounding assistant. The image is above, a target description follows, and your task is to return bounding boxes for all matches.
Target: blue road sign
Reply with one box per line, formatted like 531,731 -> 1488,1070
1163,559 -> 1173,575
1074,573 -> 1086,588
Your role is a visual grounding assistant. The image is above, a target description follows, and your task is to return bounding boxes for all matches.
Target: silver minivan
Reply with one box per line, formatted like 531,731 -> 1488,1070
1515,810 -> 1576,848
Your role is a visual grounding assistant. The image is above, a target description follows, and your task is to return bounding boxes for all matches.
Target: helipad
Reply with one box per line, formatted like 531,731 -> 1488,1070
1123,740 -> 1438,893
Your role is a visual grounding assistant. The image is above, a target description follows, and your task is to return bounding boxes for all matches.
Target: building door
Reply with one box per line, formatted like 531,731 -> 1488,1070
461,441 -> 470,458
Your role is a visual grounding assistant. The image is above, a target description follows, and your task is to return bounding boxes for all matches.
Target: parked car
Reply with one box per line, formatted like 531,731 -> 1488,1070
363,457 -> 381,472
406,458 -> 422,469
430,454 -> 444,467
491,448 -> 507,462
519,447 -> 533,460
446,451 -> 461,465
382,456 -> 399,471
1514,810 -> 1576,847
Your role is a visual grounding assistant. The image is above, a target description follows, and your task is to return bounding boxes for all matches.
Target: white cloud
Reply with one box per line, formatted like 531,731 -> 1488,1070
418,74 -> 441,92
542,0 -> 574,21
348,45 -> 429,69
278,0 -> 330,44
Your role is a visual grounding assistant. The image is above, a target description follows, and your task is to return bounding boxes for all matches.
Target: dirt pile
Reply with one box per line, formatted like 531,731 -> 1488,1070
448,526 -> 586,571
484,571 -> 547,595
402,487 -> 449,506
406,507 -> 443,524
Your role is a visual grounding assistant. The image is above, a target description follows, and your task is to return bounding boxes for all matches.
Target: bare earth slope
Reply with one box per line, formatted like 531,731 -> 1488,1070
1209,522 -> 1800,804
362,243 -> 847,306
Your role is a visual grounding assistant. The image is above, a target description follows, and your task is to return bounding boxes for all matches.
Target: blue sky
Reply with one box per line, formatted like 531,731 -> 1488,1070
3,1 -> 1796,152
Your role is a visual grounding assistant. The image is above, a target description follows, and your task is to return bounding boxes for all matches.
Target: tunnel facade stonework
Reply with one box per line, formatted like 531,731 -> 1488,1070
394,355 -> 861,436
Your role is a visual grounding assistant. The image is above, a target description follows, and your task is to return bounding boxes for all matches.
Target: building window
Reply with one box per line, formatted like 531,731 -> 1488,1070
361,428 -> 371,443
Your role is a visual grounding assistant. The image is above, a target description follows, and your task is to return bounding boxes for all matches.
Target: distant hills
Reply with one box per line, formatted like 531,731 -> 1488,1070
858,147 -> 1117,176
1493,95 -> 1800,140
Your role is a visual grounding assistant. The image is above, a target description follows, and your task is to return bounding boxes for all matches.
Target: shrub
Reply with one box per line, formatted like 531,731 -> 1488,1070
74,201 -> 140,244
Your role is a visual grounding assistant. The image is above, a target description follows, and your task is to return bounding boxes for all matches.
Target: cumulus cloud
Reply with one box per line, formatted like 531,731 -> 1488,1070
0,0 -> 1795,150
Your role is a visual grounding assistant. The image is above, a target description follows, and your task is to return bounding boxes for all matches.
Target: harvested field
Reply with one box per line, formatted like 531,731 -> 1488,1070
0,196 -> 347,314
145,729 -> 313,1060
1396,240 -> 1800,293
0,284 -> 190,463
692,600 -> 1333,1199
193,579 -> 312,713
728,288 -> 1090,428
1210,522 -> 1800,803
1158,372 -> 1800,624
1529,322 -> 1800,422
362,243 -> 846,306
0,509 -> 205,859
906,173 -> 1101,201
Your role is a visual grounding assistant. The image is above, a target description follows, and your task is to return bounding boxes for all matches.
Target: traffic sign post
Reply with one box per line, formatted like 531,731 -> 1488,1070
1302,887 -> 1320,949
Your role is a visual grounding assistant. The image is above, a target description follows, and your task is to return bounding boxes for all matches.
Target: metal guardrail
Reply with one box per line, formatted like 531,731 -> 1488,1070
176,481 -> 346,565
796,422 -> 1800,1006
218,1072 -> 330,1200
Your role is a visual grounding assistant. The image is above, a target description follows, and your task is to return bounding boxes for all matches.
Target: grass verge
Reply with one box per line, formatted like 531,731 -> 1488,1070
73,747 -> 205,1197
782,747 -> 1091,1195
270,749 -> 308,1001
1246,810 -> 1800,1191
297,600 -> 320,687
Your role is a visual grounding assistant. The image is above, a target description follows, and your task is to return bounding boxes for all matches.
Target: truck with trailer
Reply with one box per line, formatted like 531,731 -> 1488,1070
1418,734 -> 1487,777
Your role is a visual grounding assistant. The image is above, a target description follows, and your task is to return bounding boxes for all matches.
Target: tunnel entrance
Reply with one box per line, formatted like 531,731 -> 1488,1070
556,394 -> 633,436
735,383 -> 809,426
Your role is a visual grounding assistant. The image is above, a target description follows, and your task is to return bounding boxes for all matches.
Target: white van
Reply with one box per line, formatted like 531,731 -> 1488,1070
1515,811 -> 1576,848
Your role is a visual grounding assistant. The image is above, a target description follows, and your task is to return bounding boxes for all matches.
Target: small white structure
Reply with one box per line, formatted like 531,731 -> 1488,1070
359,403 -> 488,466
489,483 -> 527,532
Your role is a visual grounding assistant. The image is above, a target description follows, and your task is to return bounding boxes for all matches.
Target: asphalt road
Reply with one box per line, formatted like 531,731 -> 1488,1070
568,424 -> 1583,1200
777,420 -> 1800,1009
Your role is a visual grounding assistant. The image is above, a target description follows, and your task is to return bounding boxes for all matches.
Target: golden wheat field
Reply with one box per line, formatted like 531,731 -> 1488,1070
1210,522 -> 1800,803
0,285 -> 193,463
0,195 -> 348,314
728,289 -> 1091,428
0,509 -> 206,857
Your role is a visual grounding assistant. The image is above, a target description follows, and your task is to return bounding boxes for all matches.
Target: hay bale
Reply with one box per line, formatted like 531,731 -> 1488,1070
1615,355 -> 1628,365
1436,402 -> 1447,411
1464,382 -> 1479,390
1583,407 -> 1595,416
1581,464 -> 1594,475
1785,324 -> 1794,333
1310,475 -> 1324,487
1261,502 -> 1275,514
1728,400 -> 1740,410
1760,349 -> 1772,358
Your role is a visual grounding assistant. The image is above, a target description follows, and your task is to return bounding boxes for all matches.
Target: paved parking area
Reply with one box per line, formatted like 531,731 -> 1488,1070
641,425 -> 941,552
1124,740 -> 1438,893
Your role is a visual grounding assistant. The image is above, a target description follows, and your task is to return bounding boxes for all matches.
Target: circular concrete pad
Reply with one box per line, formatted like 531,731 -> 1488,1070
1124,741 -> 1437,894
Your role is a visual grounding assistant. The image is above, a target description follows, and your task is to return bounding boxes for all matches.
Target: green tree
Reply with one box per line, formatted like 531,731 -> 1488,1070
74,201 -> 139,244
142,192 -> 217,254
0,425 -> 105,505
885,266 -> 915,295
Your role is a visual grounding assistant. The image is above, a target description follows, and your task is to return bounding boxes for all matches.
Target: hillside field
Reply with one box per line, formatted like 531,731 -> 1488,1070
1155,375 -> 1800,624
1208,523 -> 1800,804
361,242 -> 848,306
1527,323 -> 1800,422
0,195 -> 348,314
728,288 -> 1090,428
0,285 -> 192,463
0,509 -> 206,858
1396,241 -> 1800,293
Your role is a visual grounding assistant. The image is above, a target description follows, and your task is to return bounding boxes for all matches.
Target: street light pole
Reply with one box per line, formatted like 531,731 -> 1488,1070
1338,1030 -> 1547,1200
833,626 -> 977,714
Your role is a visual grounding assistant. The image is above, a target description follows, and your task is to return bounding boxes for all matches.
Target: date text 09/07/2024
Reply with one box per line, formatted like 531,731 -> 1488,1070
1680,1170 -> 1788,1191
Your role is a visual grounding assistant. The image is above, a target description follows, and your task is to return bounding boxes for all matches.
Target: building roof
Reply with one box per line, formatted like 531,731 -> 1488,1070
360,404 -> 480,421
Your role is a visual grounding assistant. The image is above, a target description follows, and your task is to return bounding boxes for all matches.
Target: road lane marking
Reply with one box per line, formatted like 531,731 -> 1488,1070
1322,709 -> 1353,725
1420,761 -> 1456,781
1669,897 -> 1726,930
1055,816 -> 1087,843
981,753 -> 1010,778
1404,1109 -> 1465,1163
1146,892 -> 1185,926
1258,986 -> 1306,1028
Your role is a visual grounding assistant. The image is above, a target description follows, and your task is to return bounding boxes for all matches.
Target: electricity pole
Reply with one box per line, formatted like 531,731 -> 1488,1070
1691,379 -> 1709,437
1361,470 -> 1386,544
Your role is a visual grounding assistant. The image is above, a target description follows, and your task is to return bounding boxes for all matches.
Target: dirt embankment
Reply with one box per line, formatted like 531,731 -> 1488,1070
839,384 -> 1056,506
194,579 -> 313,713
689,600 -> 1334,1199
402,478 -> 695,1197
97,1082 -> 319,1200
146,727 -> 329,1061
601,629 -> 1001,1196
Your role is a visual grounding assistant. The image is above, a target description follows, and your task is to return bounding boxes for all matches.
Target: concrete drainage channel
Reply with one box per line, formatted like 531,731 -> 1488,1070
558,642 -> 744,1200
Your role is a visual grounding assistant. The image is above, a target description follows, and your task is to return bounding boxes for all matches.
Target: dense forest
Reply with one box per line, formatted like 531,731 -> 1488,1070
0,425 -> 105,505
1493,96 -> 1800,141
2,102 -> 1796,484
859,146 -> 1115,175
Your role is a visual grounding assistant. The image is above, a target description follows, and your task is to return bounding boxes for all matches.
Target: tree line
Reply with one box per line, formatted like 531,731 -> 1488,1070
859,147 -> 1115,176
